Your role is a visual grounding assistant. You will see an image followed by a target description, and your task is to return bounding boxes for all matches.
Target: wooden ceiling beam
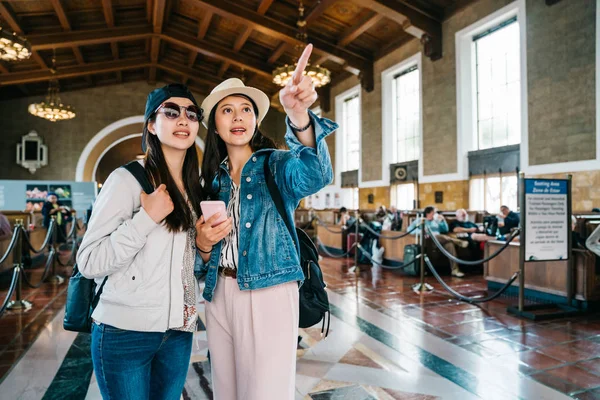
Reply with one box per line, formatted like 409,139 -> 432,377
0,57 -> 150,85
148,0 -> 166,82
146,0 -> 153,23
218,62 -> 230,78
103,2 -> 121,83
268,42 -> 288,64
225,0 -> 275,78
257,0 -> 274,15
338,12 -> 382,47
149,36 -> 160,83
193,0 -> 371,70
185,10 -> 213,80
152,0 -> 166,34
233,26 -> 253,53
158,60 -> 222,87
197,11 -> 212,40
49,0 -> 71,31
163,31 -> 273,79
0,2 -> 47,69
0,1 -> 21,33
49,0 -> 93,85
28,26 -> 153,50
355,0 -> 442,60
305,0 -> 337,24
102,0 -> 115,28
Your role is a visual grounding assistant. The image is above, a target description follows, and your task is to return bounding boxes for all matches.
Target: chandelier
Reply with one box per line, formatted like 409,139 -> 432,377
28,52 -> 76,122
0,26 -> 31,61
272,1 -> 331,88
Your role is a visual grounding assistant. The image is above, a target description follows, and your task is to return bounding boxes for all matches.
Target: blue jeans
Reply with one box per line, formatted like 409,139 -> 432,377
91,322 -> 193,400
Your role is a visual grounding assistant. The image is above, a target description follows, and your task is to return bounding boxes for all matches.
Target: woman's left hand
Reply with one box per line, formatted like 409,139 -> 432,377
279,44 -> 318,125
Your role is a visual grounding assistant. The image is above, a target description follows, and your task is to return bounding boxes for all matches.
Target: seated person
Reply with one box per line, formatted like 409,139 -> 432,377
0,212 -> 11,238
450,209 -> 495,244
407,206 -> 468,277
498,205 -> 520,235
338,207 -> 355,228
388,206 -> 402,231
375,205 -> 388,224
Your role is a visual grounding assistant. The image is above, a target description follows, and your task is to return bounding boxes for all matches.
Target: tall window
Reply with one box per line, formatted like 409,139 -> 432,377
342,95 -> 360,171
470,175 -> 517,212
393,66 -> 420,162
392,183 -> 416,210
474,17 -> 520,150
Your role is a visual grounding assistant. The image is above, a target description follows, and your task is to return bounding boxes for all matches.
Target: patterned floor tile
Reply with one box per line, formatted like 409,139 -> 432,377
338,348 -> 385,370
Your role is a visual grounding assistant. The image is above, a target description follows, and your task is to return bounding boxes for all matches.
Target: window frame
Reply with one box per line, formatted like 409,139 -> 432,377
456,0 -> 527,181
334,84 -> 362,187
469,174 -> 518,212
382,53 -> 422,186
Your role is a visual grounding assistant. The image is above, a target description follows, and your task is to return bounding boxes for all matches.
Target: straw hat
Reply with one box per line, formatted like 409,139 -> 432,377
200,78 -> 270,128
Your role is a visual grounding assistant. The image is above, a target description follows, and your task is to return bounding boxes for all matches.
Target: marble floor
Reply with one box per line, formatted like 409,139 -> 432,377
0,254 -> 599,399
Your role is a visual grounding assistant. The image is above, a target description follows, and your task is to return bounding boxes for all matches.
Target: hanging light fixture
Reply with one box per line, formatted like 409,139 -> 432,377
28,50 -> 76,122
272,1 -> 331,88
0,26 -> 31,61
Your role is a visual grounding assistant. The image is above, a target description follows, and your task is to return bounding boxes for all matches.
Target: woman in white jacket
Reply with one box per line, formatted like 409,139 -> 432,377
77,84 -> 232,400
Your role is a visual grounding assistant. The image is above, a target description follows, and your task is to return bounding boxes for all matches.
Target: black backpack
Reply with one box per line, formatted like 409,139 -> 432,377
263,152 -> 330,337
63,161 -> 153,333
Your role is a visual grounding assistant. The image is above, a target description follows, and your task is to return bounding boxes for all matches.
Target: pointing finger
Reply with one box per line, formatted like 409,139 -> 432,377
292,44 -> 313,85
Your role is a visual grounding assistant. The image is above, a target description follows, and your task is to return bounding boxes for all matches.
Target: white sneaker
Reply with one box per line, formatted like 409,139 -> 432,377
452,269 -> 465,278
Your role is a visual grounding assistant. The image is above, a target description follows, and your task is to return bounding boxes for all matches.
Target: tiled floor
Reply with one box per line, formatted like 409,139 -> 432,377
0,251 -> 72,383
320,257 -> 600,399
0,250 -> 598,399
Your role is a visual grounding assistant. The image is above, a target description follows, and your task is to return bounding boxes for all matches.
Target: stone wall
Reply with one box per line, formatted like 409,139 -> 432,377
527,0 -> 596,165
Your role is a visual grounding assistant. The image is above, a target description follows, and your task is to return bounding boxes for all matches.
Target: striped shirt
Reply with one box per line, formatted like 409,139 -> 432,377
219,181 -> 241,270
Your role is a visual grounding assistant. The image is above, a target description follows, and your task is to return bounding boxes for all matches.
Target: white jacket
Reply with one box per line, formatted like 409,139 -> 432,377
77,163 -> 188,332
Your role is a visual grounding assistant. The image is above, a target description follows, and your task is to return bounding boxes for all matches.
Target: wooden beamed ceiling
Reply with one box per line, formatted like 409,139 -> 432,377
0,0 -> 472,104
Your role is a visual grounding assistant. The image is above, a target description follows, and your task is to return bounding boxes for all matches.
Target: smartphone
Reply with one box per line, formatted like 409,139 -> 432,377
200,201 -> 227,227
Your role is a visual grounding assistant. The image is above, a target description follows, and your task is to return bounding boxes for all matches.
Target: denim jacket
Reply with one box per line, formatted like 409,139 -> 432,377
195,110 -> 338,302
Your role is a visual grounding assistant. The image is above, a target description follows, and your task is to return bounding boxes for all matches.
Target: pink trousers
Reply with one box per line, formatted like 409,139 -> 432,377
205,276 -> 299,400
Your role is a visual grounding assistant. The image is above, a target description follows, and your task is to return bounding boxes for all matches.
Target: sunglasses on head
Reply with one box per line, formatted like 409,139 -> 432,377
155,102 -> 203,122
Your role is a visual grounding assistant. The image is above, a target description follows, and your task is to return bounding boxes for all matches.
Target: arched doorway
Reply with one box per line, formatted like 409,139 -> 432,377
76,116 -> 205,182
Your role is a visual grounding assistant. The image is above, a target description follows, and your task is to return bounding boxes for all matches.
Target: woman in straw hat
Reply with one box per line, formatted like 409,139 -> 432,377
194,44 -> 337,399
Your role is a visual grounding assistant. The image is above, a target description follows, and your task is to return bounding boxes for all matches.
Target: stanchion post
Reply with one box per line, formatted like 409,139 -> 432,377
412,214 -> 433,293
47,217 -> 64,284
351,209 -> 360,274
518,172 -> 526,312
566,174 -> 573,306
7,219 -> 32,311
419,217 -> 425,286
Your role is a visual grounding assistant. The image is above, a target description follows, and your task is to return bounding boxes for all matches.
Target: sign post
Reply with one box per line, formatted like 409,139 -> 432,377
508,175 -> 579,320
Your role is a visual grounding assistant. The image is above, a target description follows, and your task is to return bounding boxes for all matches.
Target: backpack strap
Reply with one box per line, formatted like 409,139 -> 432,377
92,162 -> 154,304
263,152 -> 299,254
122,161 -> 154,194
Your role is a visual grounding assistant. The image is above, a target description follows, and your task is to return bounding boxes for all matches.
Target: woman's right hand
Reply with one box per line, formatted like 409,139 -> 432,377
140,184 -> 174,223
195,213 -> 233,252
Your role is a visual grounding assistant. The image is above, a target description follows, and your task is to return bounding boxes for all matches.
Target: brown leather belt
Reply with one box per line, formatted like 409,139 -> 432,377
218,267 -> 237,279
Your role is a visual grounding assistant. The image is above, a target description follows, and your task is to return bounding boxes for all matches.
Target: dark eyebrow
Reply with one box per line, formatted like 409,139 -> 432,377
219,102 -> 252,109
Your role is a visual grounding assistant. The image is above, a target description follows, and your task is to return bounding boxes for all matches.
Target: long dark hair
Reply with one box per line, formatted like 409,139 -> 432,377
142,117 -> 203,232
201,94 -> 277,196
